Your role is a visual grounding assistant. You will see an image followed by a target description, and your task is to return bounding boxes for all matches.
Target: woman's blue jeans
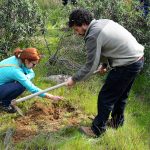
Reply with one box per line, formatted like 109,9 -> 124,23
0,82 -> 26,107
92,58 -> 144,136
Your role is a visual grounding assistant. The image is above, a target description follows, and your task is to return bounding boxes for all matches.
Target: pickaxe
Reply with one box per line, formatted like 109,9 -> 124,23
11,82 -> 67,116
11,69 -> 101,116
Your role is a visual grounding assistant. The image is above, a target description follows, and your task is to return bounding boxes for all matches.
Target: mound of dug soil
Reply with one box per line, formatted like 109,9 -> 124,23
13,101 -> 87,143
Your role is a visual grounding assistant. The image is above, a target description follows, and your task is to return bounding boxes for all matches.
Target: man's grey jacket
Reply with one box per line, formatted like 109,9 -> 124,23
72,19 -> 144,82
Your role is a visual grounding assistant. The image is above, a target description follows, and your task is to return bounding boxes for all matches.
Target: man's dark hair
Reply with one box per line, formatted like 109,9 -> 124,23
68,8 -> 93,27
62,0 -> 77,6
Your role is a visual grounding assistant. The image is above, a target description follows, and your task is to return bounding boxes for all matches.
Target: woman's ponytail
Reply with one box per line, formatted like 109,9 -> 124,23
14,48 -> 23,58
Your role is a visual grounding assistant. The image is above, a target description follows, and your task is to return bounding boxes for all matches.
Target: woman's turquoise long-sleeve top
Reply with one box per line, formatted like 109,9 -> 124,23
0,56 -> 45,97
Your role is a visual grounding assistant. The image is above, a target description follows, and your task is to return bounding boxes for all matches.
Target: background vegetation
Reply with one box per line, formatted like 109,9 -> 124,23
0,0 -> 149,149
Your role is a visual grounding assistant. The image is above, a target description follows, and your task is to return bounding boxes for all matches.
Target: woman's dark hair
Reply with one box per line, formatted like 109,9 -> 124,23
68,8 -> 93,27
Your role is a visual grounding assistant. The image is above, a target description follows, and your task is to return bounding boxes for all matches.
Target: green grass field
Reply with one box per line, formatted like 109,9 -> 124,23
0,75 -> 149,150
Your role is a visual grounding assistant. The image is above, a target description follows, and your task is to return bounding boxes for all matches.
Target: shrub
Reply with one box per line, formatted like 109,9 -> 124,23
0,0 -> 44,58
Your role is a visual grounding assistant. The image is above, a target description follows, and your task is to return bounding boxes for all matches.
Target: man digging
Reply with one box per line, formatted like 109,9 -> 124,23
66,8 -> 144,137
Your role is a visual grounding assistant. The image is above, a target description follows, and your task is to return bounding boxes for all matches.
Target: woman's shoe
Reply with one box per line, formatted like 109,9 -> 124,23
1,105 -> 17,113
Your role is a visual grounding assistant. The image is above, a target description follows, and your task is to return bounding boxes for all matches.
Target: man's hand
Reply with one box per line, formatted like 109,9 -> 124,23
66,77 -> 76,88
97,64 -> 107,74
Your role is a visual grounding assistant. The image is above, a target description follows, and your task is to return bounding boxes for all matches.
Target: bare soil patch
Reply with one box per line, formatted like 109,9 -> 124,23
13,101 -> 87,143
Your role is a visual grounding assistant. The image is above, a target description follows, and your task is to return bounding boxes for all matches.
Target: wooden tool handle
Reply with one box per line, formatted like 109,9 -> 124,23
14,82 -> 67,103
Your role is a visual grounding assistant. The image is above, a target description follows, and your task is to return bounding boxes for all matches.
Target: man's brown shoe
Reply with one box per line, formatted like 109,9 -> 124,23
80,126 -> 97,138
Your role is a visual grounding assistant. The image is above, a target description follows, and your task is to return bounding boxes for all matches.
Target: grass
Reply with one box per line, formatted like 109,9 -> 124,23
0,74 -> 149,149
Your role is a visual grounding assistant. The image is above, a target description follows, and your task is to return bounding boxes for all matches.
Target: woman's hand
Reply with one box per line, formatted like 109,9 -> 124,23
51,95 -> 64,101
45,93 -> 63,101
